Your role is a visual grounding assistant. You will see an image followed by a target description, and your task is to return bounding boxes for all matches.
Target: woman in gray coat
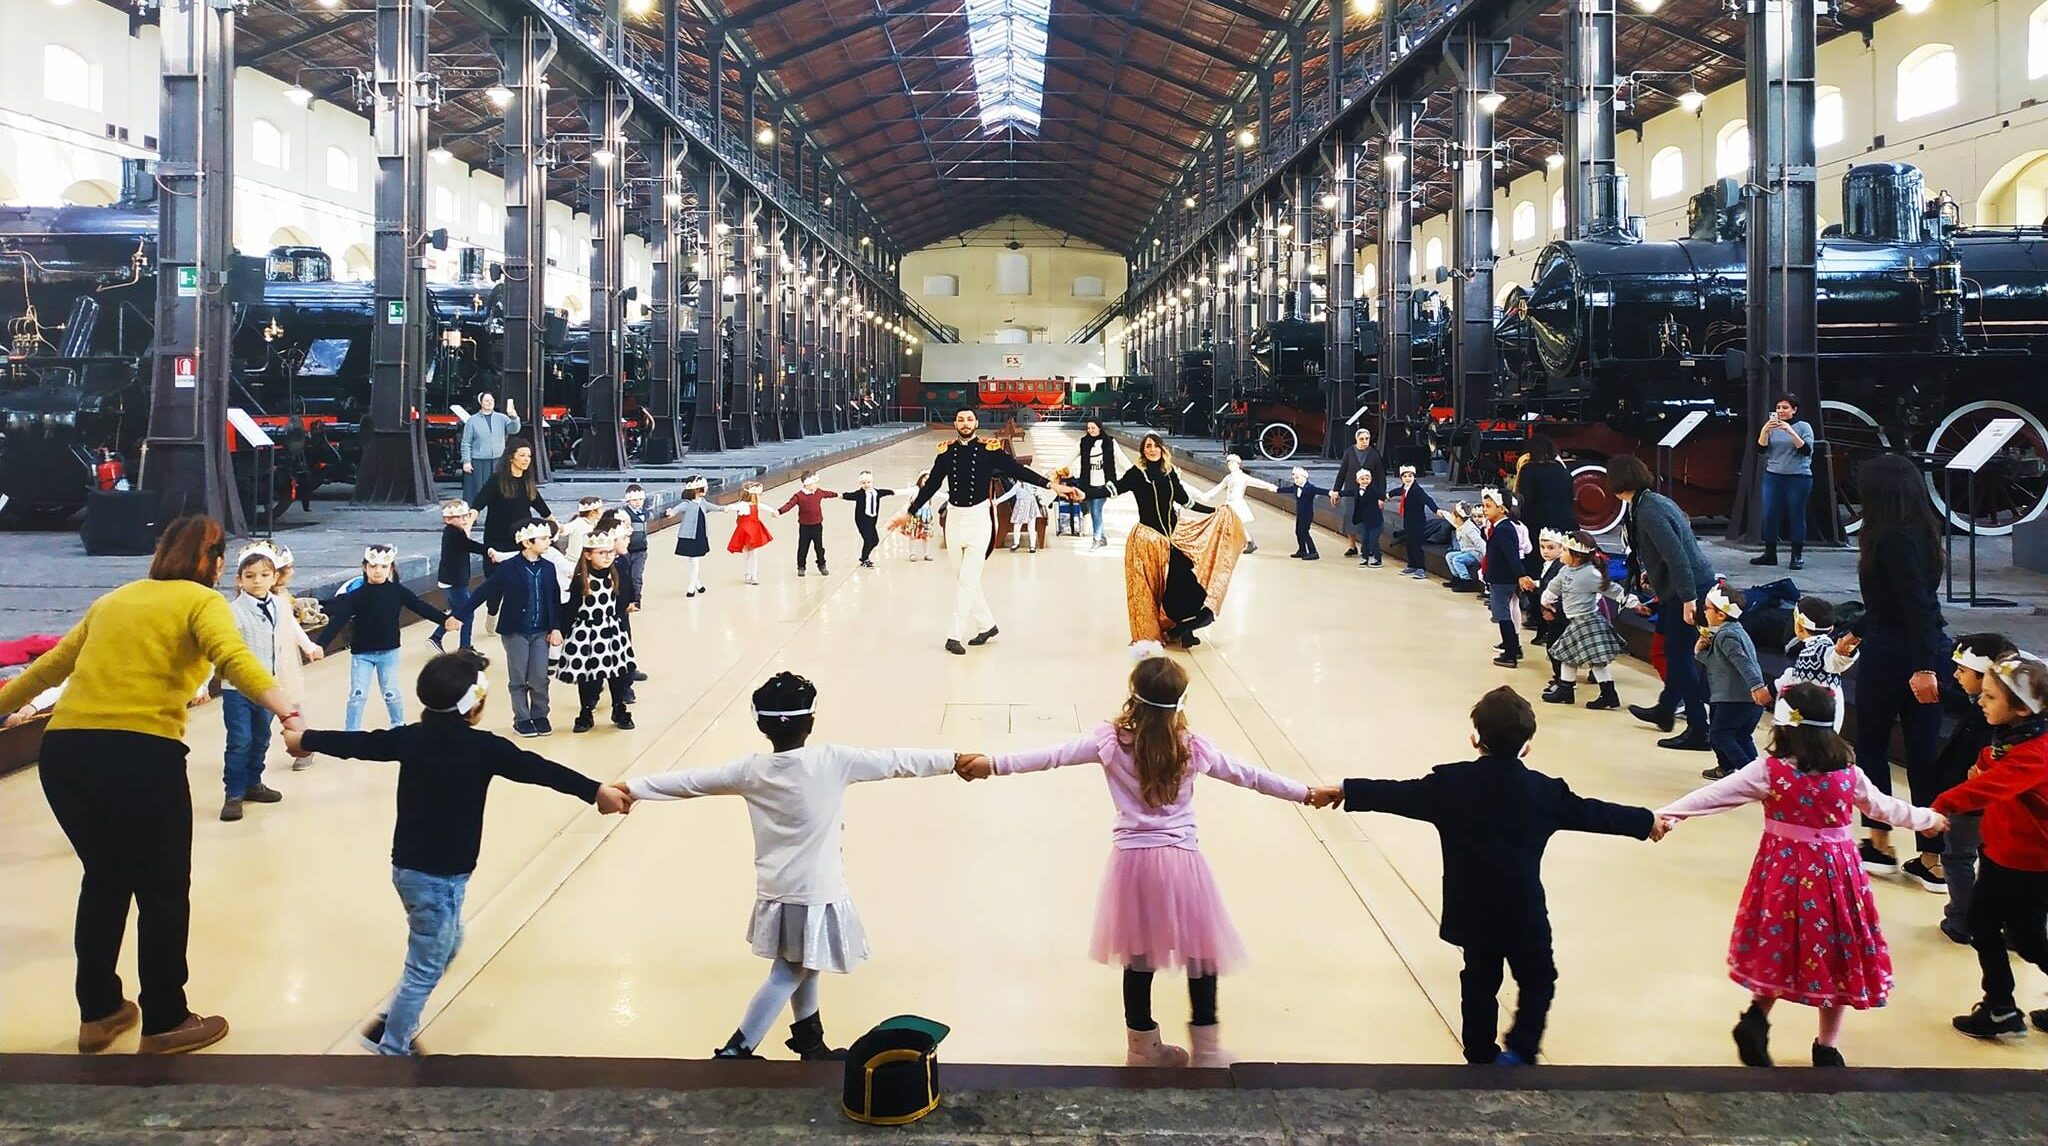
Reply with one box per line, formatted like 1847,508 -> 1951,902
1605,455 -> 1718,752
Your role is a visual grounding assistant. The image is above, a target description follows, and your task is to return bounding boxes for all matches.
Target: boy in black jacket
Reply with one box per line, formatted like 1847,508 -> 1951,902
1394,466 -> 1439,579
1310,686 -> 1666,1065
1287,466 -> 1325,560
323,545 -> 460,730
1935,632 -> 2020,943
435,500 -> 489,651
284,649 -> 629,1055
1480,490 -> 1527,667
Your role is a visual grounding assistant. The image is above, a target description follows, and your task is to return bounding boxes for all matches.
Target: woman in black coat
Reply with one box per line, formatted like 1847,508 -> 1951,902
474,438 -> 552,556
1514,437 -> 1577,541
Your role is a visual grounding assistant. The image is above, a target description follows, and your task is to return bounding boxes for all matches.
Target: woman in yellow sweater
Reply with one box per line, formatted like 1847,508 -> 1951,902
0,515 -> 302,1055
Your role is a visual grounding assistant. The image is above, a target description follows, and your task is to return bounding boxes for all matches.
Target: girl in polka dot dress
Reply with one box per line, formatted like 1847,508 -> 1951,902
558,524 -> 640,733
1656,682 -> 1946,1069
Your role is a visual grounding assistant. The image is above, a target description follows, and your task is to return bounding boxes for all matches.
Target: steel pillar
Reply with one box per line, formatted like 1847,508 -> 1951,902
492,19 -> 556,480
579,85 -> 632,469
1450,33 -> 1507,430
690,160 -> 726,451
643,130 -> 685,464
1328,0 -> 1346,116
1257,74 -> 1272,156
1232,219 -> 1254,389
767,214 -> 792,441
728,192 -> 758,447
1564,0 -> 1620,237
1209,236 -> 1232,400
798,236 -> 820,435
1732,0 -> 1830,543
356,0 -> 434,504
1287,34 -> 1305,141
143,0 -> 242,529
1375,94 -> 1421,444
1291,172 -> 1313,321
1259,196 -> 1282,328
1325,134 -> 1357,461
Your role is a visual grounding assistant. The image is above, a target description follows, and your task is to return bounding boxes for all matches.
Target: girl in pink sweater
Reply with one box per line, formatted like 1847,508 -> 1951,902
959,657 -> 1336,1068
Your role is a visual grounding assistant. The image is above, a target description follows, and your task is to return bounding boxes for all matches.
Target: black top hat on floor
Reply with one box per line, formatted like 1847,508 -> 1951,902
841,1015 -> 949,1126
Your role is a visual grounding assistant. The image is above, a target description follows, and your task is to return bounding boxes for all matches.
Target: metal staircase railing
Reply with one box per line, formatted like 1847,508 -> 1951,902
901,294 -> 960,343
1068,292 -> 1126,344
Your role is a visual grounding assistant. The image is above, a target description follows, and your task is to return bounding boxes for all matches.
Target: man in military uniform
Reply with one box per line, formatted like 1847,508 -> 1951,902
891,409 -> 1079,654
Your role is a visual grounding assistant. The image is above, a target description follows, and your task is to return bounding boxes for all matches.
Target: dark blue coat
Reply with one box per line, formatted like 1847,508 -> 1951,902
461,554 -> 562,636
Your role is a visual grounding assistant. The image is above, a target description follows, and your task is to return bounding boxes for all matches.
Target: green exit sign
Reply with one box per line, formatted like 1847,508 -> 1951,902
386,300 -> 405,325
176,266 -> 198,297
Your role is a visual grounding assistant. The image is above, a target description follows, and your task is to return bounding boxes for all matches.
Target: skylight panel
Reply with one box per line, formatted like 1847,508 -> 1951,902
965,0 -> 1049,134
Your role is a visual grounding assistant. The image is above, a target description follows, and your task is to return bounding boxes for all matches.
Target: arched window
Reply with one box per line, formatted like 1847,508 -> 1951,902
325,146 -> 356,191
1716,121 -> 1749,179
43,45 -> 94,109
1423,236 -> 1443,273
546,226 -> 564,261
1361,261 -> 1378,293
1649,146 -> 1685,199
434,186 -> 455,222
475,202 -> 496,238
250,119 -> 286,168
1512,201 -> 1537,242
1815,87 -> 1845,148
1550,188 -> 1566,232
2031,2 -> 2048,78
1897,44 -> 1958,121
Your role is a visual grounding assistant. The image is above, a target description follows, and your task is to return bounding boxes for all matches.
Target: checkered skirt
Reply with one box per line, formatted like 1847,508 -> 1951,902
1550,614 -> 1628,667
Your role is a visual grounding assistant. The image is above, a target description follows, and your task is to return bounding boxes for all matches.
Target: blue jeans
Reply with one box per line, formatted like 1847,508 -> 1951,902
1655,585 -> 1714,729
1086,497 -> 1106,540
220,691 -> 271,798
1708,701 -> 1763,774
377,866 -> 468,1055
1761,471 -> 1813,549
347,648 -> 405,731
1447,551 -> 1481,581
436,586 -> 473,650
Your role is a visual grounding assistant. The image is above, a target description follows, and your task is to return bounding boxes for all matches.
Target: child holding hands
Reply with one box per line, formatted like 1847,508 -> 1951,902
1697,582 -> 1771,780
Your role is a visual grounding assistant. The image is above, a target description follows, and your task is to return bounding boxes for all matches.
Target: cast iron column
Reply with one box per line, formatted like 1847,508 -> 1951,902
143,0 -> 242,529
727,192 -> 757,447
1328,0 -> 1346,116
691,161 -> 726,451
1259,196 -> 1282,328
492,18 -> 555,479
1451,32 -> 1506,430
643,130 -> 685,463
1375,93 -> 1420,444
1732,0 -> 1830,542
1291,172 -> 1313,321
1326,134 -> 1357,461
357,0 -> 435,504
763,213 -> 787,441
1564,0 -> 1619,237
1233,219 -> 1254,389
580,85 -> 632,469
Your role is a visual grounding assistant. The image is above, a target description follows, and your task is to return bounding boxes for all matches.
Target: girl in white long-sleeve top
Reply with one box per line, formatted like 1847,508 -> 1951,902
1656,683 -> 1946,1070
621,672 -> 967,1061
1198,454 -> 1280,554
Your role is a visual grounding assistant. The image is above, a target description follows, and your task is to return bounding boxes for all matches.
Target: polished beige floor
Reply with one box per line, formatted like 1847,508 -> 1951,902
2,424 -> 2040,1066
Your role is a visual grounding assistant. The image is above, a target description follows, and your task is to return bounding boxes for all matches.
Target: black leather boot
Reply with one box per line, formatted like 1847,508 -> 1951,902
572,707 -> 595,734
611,703 -> 635,730
1540,680 -> 1575,705
1586,681 -> 1621,710
1732,1003 -> 1772,1067
1749,546 -> 1778,566
784,1012 -> 846,1061
1788,545 -> 1805,571
714,1029 -> 763,1059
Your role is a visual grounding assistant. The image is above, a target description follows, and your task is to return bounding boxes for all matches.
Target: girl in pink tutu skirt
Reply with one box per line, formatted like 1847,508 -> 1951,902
959,657 -> 1337,1067
1657,682 -> 1947,1068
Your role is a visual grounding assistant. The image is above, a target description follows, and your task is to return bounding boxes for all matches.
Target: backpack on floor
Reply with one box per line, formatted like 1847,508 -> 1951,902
842,1015 -> 950,1126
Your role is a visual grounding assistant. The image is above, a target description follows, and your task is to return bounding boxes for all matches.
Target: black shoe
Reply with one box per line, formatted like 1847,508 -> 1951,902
1859,841 -> 1901,875
573,709 -> 596,734
2031,1008 -> 2048,1034
1290,551 -> 1305,559
1540,680 -> 1575,705
241,782 -> 283,804
784,1013 -> 846,1061
1732,1003 -> 1772,1067
632,669 -> 649,682
945,639 -> 967,655
513,719 -> 537,738
714,1028 -> 764,1059
1788,556 -> 1806,570
532,717 -> 553,736
1657,731 -> 1711,751
1344,546 -> 1358,557
1811,1041 -> 1845,1068
1940,919 -> 1974,946
1701,764 -> 1737,780
860,560 -> 874,568
1749,550 -> 1779,567
1493,654 -> 1520,668
1586,682 -> 1621,710
969,626 -> 999,646
612,705 -> 635,730
1629,704 -> 1677,733
1368,556 -> 1383,567
1303,552 -> 1318,560
820,566 -> 829,576
1179,633 -> 1203,648
1952,1002 -> 2027,1040
798,568 -> 806,577
1904,857 -> 1947,892
1186,607 -> 1216,631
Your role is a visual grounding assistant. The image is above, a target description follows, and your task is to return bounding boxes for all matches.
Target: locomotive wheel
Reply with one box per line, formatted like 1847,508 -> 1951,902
1567,461 -> 1626,535
1925,399 -> 2048,536
1258,422 -> 1299,462
1819,400 -> 1892,536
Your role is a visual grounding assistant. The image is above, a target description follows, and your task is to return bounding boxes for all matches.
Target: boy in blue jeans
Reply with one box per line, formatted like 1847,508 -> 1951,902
323,545 -> 460,729
1695,582 -> 1772,780
284,649 -> 630,1055
220,541 -> 286,822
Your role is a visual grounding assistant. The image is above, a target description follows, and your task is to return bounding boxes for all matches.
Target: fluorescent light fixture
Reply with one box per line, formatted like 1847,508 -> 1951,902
591,148 -> 614,166
1677,88 -> 1706,113
1477,91 -> 1506,114
859,236 -> 872,245
822,195 -> 833,206
626,0 -> 656,16
1384,152 -> 1407,169
285,84 -> 313,107
1184,196 -> 1197,209
757,126 -> 776,145
1351,0 -> 1380,14
966,0 -> 1049,133
1633,0 -> 1663,10
486,85 -> 513,108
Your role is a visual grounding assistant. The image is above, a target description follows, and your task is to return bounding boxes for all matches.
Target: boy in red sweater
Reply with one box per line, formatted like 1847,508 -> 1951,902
1934,652 -> 2048,1039
777,471 -> 840,577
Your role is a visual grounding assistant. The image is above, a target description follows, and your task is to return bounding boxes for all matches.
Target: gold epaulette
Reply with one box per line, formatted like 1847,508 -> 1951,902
936,438 -> 951,451
983,438 -> 1002,450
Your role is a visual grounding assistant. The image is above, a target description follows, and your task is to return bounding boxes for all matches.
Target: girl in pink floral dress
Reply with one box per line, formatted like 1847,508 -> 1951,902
1658,683 -> 1946,1068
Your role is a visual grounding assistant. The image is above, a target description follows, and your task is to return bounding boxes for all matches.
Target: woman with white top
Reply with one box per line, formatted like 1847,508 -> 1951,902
1197,454 -> 1280,555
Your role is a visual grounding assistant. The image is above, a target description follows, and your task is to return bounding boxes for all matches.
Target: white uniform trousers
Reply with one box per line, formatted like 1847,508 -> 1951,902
945,501 -> 998,642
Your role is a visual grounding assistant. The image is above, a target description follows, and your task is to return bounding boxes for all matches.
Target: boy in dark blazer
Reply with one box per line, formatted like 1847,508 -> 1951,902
847,470 -> 895,568
1287,465 -> 1325,560
1310,686 -> 1666,1065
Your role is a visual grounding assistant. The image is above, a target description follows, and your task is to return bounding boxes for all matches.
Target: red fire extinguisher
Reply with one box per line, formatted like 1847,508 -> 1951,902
93,450 -> 125,492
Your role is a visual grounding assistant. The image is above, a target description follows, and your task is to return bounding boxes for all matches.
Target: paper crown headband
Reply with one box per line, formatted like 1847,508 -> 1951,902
514,520 -> 553,545
1537,527 -> 1570,546
577,497 -> 604,510
237,540 -> 281,569
1954,645 -> 1995,674
1705,582 -> 1743,619
582,527 -> 626,550
1479,487 -> 1505,505
427,673 -> 489,716
1399,465 -> 1417,476
754,703 -> 815,717
1561,534 -> 1597,555
273,545 -> 294,570
441,500 -> 472,518
1991,654 -> 2048,713
684,476 -> 709,492
362,545 -> 397,567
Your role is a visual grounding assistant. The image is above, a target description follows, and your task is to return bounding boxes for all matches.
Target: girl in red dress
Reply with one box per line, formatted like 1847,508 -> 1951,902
1657,683 -> 1947,1068
728,481 -> 774,585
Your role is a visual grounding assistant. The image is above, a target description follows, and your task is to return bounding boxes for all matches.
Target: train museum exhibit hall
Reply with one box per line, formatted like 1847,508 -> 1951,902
9,0 -> 2048,1141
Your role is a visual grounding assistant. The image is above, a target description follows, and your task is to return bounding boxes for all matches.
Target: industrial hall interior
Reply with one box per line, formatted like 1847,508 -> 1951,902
9,0 -> 2048,1141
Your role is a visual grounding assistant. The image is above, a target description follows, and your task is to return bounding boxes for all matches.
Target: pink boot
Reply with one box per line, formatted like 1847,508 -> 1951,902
1124,1025 -> 1190,1067
1187,1023 -> 1236,1068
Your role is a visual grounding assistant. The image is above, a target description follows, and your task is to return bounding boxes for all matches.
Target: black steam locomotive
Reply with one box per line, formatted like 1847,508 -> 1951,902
1489,161 -> 2048,534
0,195 -> 690,525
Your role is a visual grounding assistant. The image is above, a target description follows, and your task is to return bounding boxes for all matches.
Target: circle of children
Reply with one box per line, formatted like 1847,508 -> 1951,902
144,452 -> 2048,1070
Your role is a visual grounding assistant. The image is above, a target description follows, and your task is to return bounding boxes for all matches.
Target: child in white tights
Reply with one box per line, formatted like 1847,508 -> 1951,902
616,672 -> 969,1059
